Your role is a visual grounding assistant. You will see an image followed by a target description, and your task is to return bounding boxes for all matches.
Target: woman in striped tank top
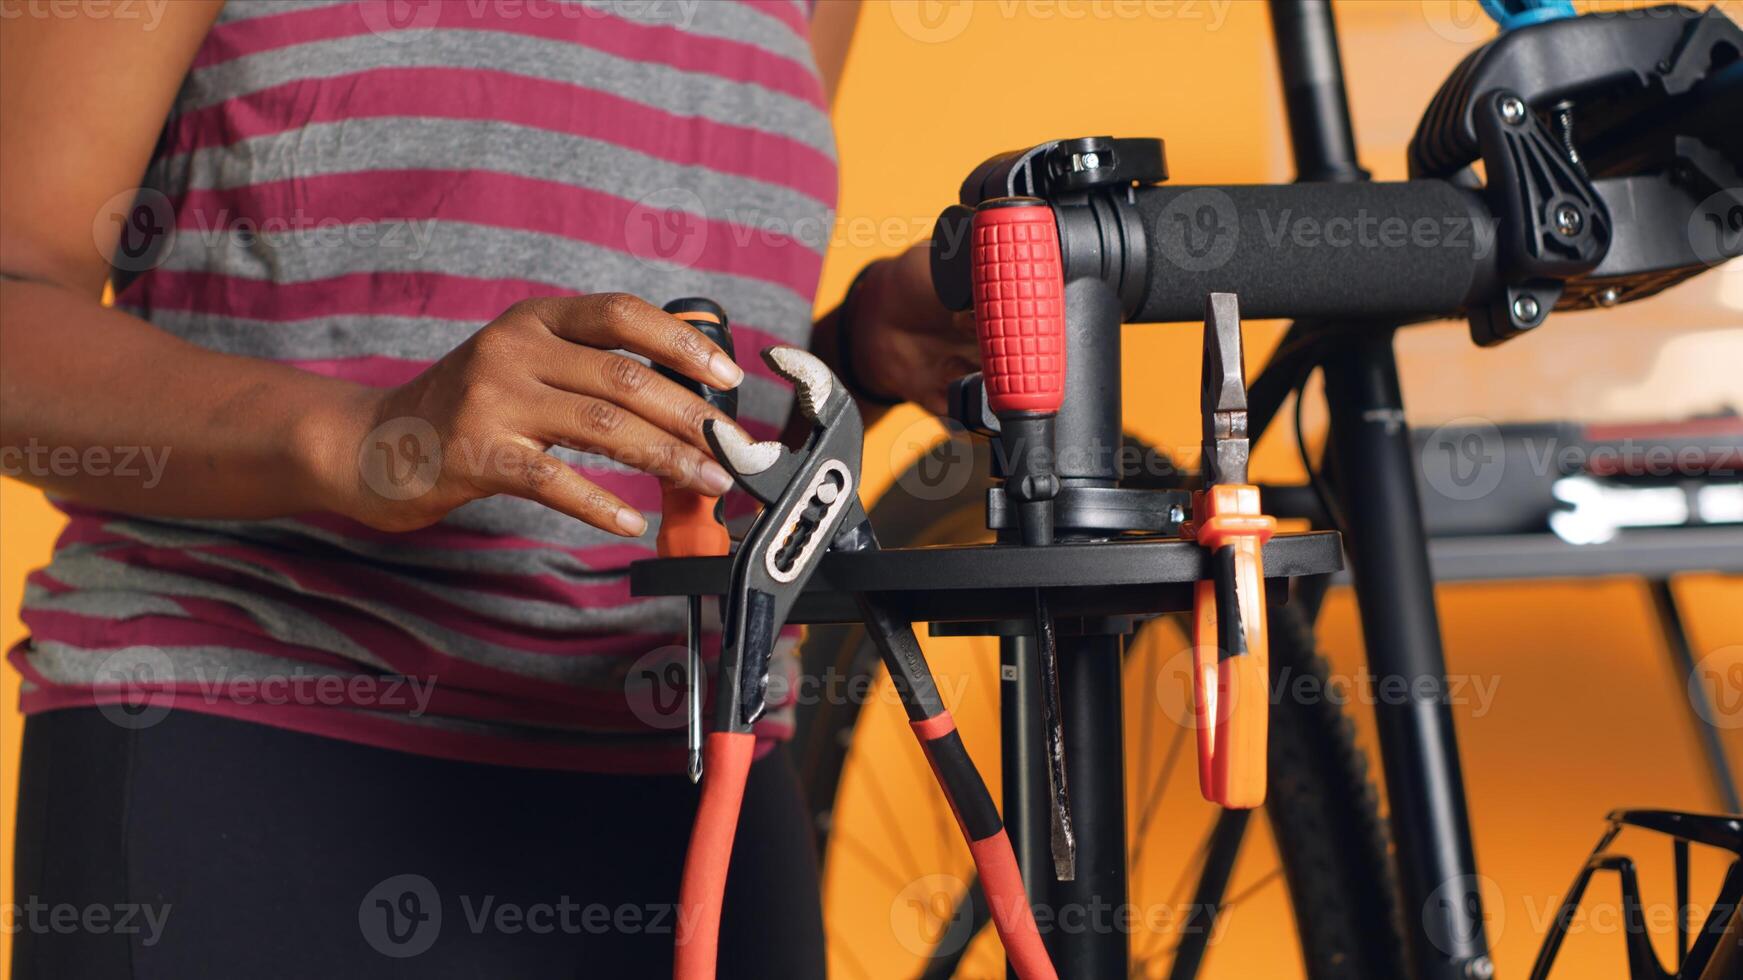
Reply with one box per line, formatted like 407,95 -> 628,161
1,2 -> 978,976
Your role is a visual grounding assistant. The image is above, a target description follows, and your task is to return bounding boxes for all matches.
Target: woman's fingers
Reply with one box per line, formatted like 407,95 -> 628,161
532,344 -> 745,454
525,388 -> 734,495
518,293 -> 744,391
478,442 -> 649,537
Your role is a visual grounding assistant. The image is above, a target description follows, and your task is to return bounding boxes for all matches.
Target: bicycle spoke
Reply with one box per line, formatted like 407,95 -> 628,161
854,724 -> 929,875
1134,632 -> 1161,818
835,937 -> 877,980
1220,864 -> 1284,910
1128,721 -> 1190,871
1130,814 -> 1216,967
831,830 -> 927,894
1156,864 -> 1289,971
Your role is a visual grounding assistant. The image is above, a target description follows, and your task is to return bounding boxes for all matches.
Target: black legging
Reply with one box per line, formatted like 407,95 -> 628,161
10,708 -> 826,979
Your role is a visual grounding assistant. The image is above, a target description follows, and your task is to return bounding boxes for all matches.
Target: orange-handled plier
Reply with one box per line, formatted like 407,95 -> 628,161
1186,293 -> 1276,810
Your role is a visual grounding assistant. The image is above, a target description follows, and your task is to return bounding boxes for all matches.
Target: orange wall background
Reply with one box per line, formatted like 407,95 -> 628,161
4,2 -> 1741,978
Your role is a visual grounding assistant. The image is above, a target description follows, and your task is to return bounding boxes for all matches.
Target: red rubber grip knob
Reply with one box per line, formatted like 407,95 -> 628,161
969,200 -> 1067,416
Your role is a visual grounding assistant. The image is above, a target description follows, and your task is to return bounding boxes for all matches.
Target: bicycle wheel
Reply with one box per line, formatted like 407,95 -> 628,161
797,436 -> 1407,979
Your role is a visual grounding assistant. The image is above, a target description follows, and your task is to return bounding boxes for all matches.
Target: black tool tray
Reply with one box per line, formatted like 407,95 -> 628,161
630,531 -> 1342,625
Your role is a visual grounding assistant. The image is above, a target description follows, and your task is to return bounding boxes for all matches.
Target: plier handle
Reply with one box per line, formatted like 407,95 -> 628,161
1187,294 -> 1277,810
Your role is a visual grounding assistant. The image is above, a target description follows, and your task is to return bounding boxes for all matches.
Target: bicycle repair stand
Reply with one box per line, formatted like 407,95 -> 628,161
634,138 -> 1343,978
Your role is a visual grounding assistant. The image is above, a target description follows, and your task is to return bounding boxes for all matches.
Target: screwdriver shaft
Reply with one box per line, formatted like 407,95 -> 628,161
686,594 -> 703,784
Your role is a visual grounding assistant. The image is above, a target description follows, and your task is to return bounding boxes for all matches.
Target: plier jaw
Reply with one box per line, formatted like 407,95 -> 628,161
702,346 -> 867,734
1187,294 -> 1276,810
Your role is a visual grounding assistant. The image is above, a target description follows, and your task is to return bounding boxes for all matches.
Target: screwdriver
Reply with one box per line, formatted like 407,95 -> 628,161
656,298 -> 738,784
967,197 -> 1075,880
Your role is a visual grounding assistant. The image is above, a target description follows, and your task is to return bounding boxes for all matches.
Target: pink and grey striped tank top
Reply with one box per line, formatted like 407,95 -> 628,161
10,0 -> 836,771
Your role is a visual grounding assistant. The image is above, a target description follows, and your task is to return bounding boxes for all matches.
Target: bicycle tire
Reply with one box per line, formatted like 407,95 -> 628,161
796,436 -> 1407,979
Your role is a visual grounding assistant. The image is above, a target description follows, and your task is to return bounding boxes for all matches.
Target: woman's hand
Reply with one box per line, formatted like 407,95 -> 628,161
327,294 -> 746,537
846,243 -> 981,415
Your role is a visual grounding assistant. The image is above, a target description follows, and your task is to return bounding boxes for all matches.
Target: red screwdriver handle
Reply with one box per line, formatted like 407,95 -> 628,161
969,199 -> 1067,416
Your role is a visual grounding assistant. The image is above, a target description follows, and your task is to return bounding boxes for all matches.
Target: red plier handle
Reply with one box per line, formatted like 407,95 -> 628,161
1189,484 -> 1276,809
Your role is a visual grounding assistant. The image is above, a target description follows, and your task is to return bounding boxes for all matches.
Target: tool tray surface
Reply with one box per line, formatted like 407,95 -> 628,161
631,531 -> 1341,625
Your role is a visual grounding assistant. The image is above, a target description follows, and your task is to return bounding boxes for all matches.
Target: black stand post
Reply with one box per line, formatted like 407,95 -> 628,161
1002,635 -> 1052,910
1039,634 -> 1128,976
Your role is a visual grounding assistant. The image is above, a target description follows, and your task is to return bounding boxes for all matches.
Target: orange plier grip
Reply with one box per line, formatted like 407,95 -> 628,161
1190,483 -> 1276,810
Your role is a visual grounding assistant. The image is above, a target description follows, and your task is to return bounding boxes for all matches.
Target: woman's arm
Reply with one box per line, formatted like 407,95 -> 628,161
809,0 -> 860,106
0,1 -> 343,519
1,5 -> 746,536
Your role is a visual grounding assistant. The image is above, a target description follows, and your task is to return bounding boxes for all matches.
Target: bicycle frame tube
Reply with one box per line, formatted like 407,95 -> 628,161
1268,4 -> 1492,979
